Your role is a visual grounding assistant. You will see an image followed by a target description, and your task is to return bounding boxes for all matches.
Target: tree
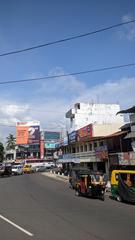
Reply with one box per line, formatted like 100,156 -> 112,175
6,134 -> 16,150
0,142 -> 4,162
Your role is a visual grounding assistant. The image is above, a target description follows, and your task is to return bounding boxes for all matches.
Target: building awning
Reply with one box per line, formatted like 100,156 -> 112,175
117,106 -> 135,114
124,131 -> 135,139
101,131 -> 127,139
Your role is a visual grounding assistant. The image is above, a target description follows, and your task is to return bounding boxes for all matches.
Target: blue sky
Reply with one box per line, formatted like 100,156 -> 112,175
0,0 -> 135,140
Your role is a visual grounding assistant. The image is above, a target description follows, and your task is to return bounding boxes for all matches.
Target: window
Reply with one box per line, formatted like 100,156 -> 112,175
99,141 -> 104,146
84,145 -> 87,152
77,146 -> 79,152
76,103 -> 80,109
72,147 -> 76,153
89,143 -> 92,151
94,142 -> 97,148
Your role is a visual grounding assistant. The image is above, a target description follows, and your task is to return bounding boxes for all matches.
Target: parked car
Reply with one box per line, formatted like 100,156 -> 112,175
12,165 -> 23,175
37,165 -> 47,172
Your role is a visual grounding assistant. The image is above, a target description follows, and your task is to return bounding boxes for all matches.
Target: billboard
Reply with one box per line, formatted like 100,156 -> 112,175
95,146 -> 108,160
77,124 -> 93,141
16,121 -> 40,145
44,131 -> 60,141
16,126 -> 28,145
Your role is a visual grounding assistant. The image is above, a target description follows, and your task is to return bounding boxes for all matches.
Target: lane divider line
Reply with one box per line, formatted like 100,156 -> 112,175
0,214 -> 34,237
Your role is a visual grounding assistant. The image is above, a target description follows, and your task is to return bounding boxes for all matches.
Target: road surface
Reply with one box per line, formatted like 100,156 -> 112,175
0,173 -> 135,240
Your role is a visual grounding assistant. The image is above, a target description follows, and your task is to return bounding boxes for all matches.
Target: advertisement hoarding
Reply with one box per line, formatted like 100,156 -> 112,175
28,125 -> 40,144
95,146 -> 108,160
77,124 -> 93,141
16,121 -> 40,145
16,126 -> 28,145
44,131 -> 60,141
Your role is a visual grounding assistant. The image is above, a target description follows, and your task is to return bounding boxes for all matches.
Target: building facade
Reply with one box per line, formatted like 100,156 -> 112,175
66,103 -> 124,133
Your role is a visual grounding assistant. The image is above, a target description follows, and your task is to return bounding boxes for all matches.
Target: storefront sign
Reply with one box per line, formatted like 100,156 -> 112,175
77,124 -> 93,141
45,143 -> 56,149
68,131 -> 77,143
95,146 -> 108,160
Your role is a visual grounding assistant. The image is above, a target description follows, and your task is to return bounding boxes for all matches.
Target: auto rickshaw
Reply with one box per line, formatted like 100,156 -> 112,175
75,170 -> 106,200
111,169 -> 135,203
69,167 -> 90,189
23,164 -> 32,174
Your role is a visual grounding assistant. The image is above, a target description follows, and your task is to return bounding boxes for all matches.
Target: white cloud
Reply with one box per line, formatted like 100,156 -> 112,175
119,14 -> 135,41
38,67 -> 86,96
0,68 -> 135,142
76,77 -> 135,109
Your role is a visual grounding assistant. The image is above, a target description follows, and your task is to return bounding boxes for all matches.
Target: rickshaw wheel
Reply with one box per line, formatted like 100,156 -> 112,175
100,195 -> 105,201
116,195 -> 122,202
75,190 -> 80,196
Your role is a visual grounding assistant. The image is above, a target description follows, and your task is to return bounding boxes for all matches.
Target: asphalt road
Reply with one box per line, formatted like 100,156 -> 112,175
0,173 -> 135,240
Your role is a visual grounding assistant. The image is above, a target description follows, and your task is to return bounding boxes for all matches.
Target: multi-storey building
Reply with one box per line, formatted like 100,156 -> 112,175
66,103 -> 124,133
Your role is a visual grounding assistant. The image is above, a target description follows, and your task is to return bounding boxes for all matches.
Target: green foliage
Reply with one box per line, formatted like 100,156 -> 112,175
0,142 -> 4,162
6,134 -> 16,150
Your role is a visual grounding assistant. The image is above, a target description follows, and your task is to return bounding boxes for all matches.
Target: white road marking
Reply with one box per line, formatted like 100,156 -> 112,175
0,214 -> 34,237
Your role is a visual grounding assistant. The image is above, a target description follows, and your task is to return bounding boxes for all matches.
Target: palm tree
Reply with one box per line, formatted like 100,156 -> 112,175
0,142 -> 4,162
6,134 -> 16,150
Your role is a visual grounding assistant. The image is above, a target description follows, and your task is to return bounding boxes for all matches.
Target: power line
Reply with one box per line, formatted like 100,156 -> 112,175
0,123 -> 65,129
0,62 -> 135,85
0,123 -> 15,127
0,19 -> 135,57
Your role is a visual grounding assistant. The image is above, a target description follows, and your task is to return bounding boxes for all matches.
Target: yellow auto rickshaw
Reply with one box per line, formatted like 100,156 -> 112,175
23,164 -> 32,174
111,169 -> 135,202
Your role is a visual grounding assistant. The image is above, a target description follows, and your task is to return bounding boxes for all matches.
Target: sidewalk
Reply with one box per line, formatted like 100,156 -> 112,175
42,171 -> 69,182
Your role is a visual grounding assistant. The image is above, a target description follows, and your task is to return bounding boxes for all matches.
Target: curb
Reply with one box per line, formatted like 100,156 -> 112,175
42,172 -> 69,182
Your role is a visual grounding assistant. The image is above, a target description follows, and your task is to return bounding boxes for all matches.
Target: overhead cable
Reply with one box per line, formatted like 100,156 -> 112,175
0,19 -> 135,57
0,62 -> 135,85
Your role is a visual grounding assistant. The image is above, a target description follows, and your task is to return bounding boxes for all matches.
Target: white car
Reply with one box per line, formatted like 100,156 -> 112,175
12,165 -> 23,175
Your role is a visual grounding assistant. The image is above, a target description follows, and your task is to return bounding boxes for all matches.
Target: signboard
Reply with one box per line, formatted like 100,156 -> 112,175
63,137 -> 68,146
45,143 -> 56,149
44,131 -> 60,141
16,121 -> 40,145
68,131 -> 77,143
77,124 -> 93,141
95,146 -> 108,160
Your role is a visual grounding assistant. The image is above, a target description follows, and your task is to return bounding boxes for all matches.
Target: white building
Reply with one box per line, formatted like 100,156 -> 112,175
66,103 -> 124,135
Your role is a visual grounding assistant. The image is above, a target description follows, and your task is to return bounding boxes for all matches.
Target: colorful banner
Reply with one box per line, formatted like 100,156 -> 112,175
28,126 -> 40,144
77,124 -> 93,141
16,121 -> 40,145
16,126 -> 29,145
95,146 -> 108,160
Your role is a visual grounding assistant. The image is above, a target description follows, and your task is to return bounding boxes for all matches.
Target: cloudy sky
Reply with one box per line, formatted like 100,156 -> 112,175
0,0 -> 135,141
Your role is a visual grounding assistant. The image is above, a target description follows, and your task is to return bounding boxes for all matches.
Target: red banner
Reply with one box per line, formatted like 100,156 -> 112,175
77,124 -> 93,141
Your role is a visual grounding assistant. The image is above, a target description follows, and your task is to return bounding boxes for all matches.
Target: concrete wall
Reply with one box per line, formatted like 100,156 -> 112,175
93,123 -> 123,137
67,103 -> 124,132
